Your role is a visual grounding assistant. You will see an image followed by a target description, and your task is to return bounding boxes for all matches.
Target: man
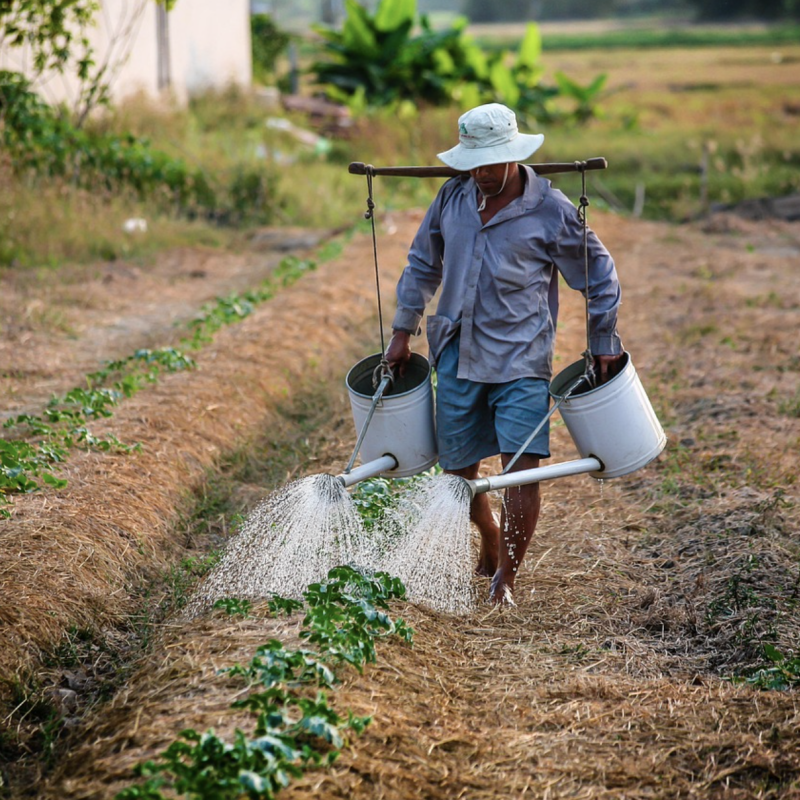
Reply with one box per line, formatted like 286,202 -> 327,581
385,103 -> 624,606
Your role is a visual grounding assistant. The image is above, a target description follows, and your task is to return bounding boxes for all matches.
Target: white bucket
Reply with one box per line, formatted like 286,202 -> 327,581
346,353 -> 438,478
549,353 -> 666,479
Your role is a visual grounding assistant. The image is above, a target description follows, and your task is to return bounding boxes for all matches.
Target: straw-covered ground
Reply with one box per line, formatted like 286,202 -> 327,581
1,203 -> 799,798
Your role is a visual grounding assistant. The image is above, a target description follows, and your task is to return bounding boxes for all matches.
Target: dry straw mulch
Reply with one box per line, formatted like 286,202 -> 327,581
0,217 -> 417,761
4,210 -> 800,798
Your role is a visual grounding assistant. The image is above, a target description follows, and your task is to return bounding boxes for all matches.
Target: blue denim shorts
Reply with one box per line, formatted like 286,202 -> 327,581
435,334 -> 551,471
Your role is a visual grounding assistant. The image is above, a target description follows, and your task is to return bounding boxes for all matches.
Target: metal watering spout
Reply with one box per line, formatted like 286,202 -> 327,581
335,454 -> 398,488
463,456 -> 603,498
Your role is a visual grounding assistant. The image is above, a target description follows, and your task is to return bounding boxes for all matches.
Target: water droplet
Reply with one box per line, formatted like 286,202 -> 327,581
597,478 -> 607,537
379,474 -> 476,615
192,474 -> 372,610
191,472 -> 477,617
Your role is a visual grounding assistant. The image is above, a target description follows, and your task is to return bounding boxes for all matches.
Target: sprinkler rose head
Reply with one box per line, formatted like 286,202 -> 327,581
446,474 -> 483,500
460,475 -> 487,498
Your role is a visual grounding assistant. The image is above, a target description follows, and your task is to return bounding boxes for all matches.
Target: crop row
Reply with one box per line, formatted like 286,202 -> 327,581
0,255 -> 318,517
116,566 -> 412,800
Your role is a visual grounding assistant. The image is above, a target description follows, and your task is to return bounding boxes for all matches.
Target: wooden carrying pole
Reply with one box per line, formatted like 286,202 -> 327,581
348,157 -> 607,178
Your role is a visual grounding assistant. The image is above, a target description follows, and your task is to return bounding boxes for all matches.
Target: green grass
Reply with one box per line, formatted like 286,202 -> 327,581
476,23 -> 800,51
4,32 -> 800,268
0,165 -> 233,269
536,93 -> 800,220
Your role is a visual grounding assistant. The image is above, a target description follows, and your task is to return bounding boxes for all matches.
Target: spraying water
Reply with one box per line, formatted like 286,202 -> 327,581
379,474 -> 475,615
193,473 -> 373,610
192,472 -> 477,616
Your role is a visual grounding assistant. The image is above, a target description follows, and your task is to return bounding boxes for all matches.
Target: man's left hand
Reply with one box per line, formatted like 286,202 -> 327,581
594,353 -> 625,385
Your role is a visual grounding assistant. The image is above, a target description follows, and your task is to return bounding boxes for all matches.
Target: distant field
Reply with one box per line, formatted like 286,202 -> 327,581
542,42 -> 800,93
338,36 -> 800,222
4,22 -> 799,271
534,41 -> 800,217
470,20 -> 800,50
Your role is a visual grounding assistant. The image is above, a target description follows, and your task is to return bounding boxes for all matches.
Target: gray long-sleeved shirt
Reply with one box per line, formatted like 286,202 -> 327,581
391,165 -> 623,383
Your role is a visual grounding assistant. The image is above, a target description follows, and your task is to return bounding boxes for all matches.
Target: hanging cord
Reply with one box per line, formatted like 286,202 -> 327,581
344,372 -> 393,474
343,167 -> 394,475
577,163 -> 597,388
501,375 -> 584,475
364,166 -> 393,388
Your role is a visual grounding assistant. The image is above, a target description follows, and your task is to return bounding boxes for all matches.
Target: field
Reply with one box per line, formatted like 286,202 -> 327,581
1,39 -> 800,798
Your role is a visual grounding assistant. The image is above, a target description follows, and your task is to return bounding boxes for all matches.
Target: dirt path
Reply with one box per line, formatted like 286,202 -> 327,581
2,208 -> 800,797
0,228 -> 330,416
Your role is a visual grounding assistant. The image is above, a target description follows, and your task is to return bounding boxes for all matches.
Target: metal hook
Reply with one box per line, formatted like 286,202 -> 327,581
372,357 -> 394,391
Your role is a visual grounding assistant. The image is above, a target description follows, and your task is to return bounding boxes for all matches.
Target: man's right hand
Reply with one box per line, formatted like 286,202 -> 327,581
385,330 -> 412,377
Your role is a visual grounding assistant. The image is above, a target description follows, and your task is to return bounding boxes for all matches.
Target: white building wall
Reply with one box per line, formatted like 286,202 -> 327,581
0,0 -> 251,108
170,1 -> 252,97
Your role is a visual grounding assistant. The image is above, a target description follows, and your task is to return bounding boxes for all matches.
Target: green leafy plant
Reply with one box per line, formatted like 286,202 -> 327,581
87,348 -> 197,389
725,643 -> 800,691
311,0 -> 605,125
251,13 -> 290,85
351,467 -> 440,530
0,438 -> 67,503
0,0 -> 97,82
777,389 -> 800,418
184,256 -> 316,348
213,597 -> 253,618
301,567 -> 412,669
0,0 -> 178,122
1,71 -> 208,207
706,556 -> 774,623
119,726 -> 309,800
166,555 -> 222,612
267,595 -> 305,617
553,70 -> 608,124
350,477 -> 395,529
0,70 -> 277,225
0,251 -> 319,516
0,346 -> 196,516
117,567 -> 410,800
743,644 -> 800,691
224,641 -> 336,689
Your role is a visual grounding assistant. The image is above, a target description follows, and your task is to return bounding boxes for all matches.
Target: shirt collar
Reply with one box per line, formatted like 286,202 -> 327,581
460,164 -> 545,211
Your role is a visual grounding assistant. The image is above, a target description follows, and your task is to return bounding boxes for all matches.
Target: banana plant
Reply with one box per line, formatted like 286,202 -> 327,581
311,0 -> 605,127
554,71 -> 608,124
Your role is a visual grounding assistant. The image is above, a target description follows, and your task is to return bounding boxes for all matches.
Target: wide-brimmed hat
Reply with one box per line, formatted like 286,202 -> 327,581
437,103 -> 544,172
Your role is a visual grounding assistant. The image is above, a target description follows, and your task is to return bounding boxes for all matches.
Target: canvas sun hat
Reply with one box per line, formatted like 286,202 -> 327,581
437,103 -> 544,172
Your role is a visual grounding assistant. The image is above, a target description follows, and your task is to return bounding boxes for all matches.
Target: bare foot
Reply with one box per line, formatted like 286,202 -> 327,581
489,573 -> 516,606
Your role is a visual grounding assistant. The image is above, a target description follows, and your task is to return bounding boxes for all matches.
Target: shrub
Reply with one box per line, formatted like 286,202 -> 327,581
310,0 -> 605,126
0,71 -> 277,225
251,14 -> 291,85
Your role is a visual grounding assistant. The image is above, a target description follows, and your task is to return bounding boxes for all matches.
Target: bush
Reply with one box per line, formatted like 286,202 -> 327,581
0,71 -> 277,225
310,0 -> 606,126
251,13 -> 291,84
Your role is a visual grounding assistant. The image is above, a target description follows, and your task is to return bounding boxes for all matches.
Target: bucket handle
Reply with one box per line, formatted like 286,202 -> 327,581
501,374 -> 586,475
